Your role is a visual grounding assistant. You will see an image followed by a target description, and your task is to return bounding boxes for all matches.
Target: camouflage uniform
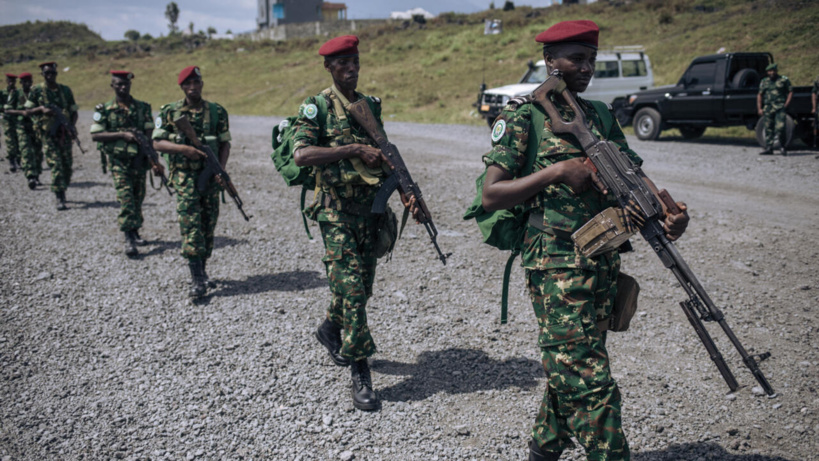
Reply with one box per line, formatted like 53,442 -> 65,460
758,74 -> 792,150
812,76 -> 819,118
1,86 -> 20,168
293,88 -> 387,361
152,99 -> 230,261
12,87 -> 44,180
90,98 -> 154,232
24,83 -> 78,193
485,94 -> 642,460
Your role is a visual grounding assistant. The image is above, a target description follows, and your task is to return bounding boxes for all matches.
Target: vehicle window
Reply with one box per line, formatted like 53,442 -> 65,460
686,62 -> 716,87
595,61 -> 619,78
622,60 -> 647,77
524,66 -> 548,84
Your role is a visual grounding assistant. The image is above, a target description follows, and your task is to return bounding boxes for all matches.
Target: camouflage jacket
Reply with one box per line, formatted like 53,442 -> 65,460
758,75 -> 792,110
484,94 -> 642,271
2,88 -> 24,122
152,99 -> 231,171
23,83 -> 78,131
6,88 -> 35,129
292,88 -> 387,222
0,88 -> 9,115
90,97 -> 153,157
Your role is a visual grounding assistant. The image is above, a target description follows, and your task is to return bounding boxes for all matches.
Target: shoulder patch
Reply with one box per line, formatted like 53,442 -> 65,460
155,116 -> 163,129
491,119 -> 507,142
302,103 -> 318,119
92,112 -> 102,121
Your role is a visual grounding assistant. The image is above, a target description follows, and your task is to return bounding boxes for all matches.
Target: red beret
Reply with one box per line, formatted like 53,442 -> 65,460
38,61 -> 57,69
319,35 -> 359,57
18,72 -> 32,80
110,70 -> 134,80
5,73 -> 17,79
178,66 -> 202,85
535,20 -> 599,49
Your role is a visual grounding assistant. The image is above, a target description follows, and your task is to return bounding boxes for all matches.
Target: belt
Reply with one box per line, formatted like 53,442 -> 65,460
527,212 -> 573,241
320,192 -> 373,217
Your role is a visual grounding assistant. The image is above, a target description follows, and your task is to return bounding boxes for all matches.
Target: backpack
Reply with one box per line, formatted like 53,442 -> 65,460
462,99 -> 615,324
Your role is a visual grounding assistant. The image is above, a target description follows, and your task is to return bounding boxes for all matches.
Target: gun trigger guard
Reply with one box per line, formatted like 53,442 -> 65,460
751,352 -> 772,363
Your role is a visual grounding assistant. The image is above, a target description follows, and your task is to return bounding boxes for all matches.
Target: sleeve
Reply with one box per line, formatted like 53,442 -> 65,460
371,96 -> 384,127
785,77 -> 793,94
89,104 -> 107,134
23,87 -> 40,109
813,78 -> 819,95
292,95 -> 323,151
64,86 -> 78,114
758,79 -> 765,95
2,91 -> 14,111
482,104 -> 531,177
143,102 -> 154,131
216,104 -> 231,143
151,104 -> 174,141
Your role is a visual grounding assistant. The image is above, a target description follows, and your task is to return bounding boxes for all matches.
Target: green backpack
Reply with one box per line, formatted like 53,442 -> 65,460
463,100 -> 614,324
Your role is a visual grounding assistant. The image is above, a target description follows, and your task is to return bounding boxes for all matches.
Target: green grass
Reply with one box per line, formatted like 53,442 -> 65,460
2,0 -> 817,125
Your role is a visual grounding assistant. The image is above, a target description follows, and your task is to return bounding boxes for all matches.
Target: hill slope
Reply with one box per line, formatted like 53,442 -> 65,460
1,0 -> 817,125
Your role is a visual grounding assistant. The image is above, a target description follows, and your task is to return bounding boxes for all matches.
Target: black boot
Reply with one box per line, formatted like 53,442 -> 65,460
758,149 -> 773,155
9,158 -> 17,173
132,230 -> 146,246
55,191 -> 68,210
201,260 -> 216,288
780,146 -> 788,156
350,359 -> 379,411
315,319 -> 350,367
529,439 -> 561,461
188,260 -> 207,298
124,231 -> 138,258
27,177 -> 37,190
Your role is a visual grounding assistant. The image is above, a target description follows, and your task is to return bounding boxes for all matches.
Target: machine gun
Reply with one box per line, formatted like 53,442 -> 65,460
46,104 -> 85,153
530,70 -> 775,397
130,130 -> 173,195
346,98 -> 450,265
172,115 -> 251,221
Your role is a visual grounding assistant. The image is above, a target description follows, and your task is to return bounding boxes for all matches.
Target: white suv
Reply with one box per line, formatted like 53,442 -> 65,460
476,46 -> 654,126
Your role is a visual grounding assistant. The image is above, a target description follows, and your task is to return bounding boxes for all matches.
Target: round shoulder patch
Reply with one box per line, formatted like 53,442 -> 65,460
303,103 -> 318,120
92,112 -> 102,122
491,119 -> 506,142
155,116 -> 163,129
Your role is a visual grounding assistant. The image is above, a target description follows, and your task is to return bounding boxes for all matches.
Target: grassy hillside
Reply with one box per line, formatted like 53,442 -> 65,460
2,0 -> 817,126
0,21 -> 105,64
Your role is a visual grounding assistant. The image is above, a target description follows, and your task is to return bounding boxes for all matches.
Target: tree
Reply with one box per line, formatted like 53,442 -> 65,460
142,33 -> 154,40
124,29 -> 140,41
165,2 -> 180,34
207,26 -> 217,38
188,21 -> 194,35
225,29 -> 233,35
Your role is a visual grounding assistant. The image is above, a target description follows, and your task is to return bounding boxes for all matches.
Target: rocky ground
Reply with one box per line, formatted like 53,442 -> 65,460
1,113 -> 817,461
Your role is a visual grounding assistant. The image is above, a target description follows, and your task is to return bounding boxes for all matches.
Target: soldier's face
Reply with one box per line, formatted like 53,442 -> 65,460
767,69 -> 777,79
111,76 -> 132,99
325,56 -> 360,91
5,78 -> 15,89
180,77 -> 203,101
42,67 -> 58,84
545,44 -> 596,93
21,79 -> 32,92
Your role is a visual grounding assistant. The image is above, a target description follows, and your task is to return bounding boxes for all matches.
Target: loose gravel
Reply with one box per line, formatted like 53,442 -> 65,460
1,113 -> 817,461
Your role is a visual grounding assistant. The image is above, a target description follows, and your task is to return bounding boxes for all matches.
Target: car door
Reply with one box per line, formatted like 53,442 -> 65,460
667,60 -> 718,120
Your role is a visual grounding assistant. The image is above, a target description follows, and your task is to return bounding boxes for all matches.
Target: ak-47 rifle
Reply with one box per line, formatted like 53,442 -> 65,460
46,103 -> 85,153
530,70 -> 776,397
346,98 -> 450,265
130,129 -> 173,195
172,115 -> 251,221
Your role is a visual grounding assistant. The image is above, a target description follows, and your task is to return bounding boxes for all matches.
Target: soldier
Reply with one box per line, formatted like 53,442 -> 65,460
5,73 -> 43,189
152,66 -> 231,297
757,62 -> 793,156
1,73 -> 21,173
292,35 -> 420,411
24,62 -> 79,210
90,70 -> 165,257
811,74 -> 818,150
480,21 -> 689,460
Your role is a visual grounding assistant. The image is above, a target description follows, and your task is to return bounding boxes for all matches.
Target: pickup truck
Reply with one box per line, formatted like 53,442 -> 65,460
476,47 -> 654,127
622,52 -> 815,147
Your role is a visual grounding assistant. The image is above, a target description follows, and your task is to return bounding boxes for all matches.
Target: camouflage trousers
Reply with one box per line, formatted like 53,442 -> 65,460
2,118 -> 19,163
526,253 -> 629,461
109,155 -> 148,232
171,168 -> 220,261
762,106 -> 786,149
17,124 -> 42,179
41,131 -> 73,193
319,216 -> 379,361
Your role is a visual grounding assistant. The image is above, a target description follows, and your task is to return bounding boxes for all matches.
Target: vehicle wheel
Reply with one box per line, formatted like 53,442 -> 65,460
754,114 -> 795,148
679,126 -> 706,139
633,107 -> 662,141
732,68 -> 760,89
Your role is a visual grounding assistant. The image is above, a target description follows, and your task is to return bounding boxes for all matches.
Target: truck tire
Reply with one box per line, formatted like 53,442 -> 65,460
679,126 -> 706,139
732,68 -> 760,89
754,114 -> 795,148
634,107 -> 662,141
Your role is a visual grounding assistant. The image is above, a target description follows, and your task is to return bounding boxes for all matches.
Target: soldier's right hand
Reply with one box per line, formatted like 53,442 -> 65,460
42,106 -> 53,115
121,131 -> 136,143
355,144 -> 389,169
183,145 -> 207,160
555,157 -> 607,194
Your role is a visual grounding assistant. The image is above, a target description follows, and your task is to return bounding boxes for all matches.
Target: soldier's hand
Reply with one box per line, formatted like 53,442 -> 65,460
400,192 -> 423,223
555,157 -> 607,194
355,144 -> 388,169
214,174 -> 226,189
121,131 -> 136,143
152,163 -> 166,177
42,106 -> 53,115
663,202 -> 689,241
183,145 -> 207,161
757,108 -> 763,116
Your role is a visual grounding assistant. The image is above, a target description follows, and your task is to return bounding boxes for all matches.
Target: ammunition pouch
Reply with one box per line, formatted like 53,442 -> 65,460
374,206 -> 398,259
571,207 -> 635,258
597,272 -> 640,333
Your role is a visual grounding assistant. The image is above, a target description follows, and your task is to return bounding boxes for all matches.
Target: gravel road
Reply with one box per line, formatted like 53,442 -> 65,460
1,112 -> 818,461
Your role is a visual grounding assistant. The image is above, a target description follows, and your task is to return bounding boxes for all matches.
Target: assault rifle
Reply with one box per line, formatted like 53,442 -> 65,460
130,130 -> 173,195
46,104 -> 85,153
172,115 -> 251,221
531,70 -> 776,397
346,98 -> 450,265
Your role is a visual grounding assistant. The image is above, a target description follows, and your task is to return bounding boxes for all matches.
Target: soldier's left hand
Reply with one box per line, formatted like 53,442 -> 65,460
663,202 -> 689,241
152,163 -> 166,177
214,174 -> 226,189
400,192 -> 423,223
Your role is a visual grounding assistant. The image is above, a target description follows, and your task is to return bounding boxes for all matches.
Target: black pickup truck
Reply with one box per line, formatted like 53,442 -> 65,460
622,52 -> 815,147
